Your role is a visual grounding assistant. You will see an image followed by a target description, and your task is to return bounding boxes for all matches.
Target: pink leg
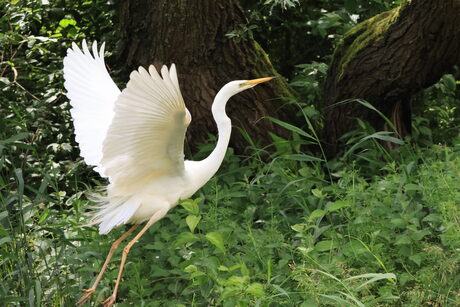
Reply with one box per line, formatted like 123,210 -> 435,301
102,209 -> 168,307
77,224 -> 139,306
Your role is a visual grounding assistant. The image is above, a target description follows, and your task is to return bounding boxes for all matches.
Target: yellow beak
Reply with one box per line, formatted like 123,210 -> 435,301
244,77 -> 275,86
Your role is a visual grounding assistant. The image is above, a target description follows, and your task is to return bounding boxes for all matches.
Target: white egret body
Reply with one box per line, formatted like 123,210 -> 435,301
63,40 -> 272,306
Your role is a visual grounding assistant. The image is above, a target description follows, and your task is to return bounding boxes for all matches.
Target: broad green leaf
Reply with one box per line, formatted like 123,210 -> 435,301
225,275 -> 248,287
206,232 -> 226,252
297,247 -> 314,256
309,209 -> 326,220
394,235 -> 411,245
246,282 -> 264,297
228,264 -> 241,271
311,188 -> 325,199
443,74 -> 456,91
315,240 -> 337,252
390,218 -> 406,228
410,253 -> 423,266
240,260 -> 250,276
174,232 -> 199,247
411,229 -> 430,241
59,18 -> 77,28
218,265 -> 229,271
327,200 -> 351,212
422,214 -> 441,222
186,215 -> 201,233
184,265 -> 198,273
291,223 -> 305,232
221,287 -> 239,300
180,198 -> 200,215
343,240 -> 367,256
0,236 -> 12,246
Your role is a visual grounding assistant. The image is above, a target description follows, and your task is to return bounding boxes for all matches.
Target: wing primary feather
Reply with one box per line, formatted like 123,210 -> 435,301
82,39 -> 90,56
169,64 -> 181,97
160,66 -> 179,105
66,41 -> 193,233
101,61 -> 190,189
64,40 -> 120,173
160,65 -> 178,107
135,68 -> 170,104
147,65 -> 172,99
92,41 -> 98,60
99,42 -> 106,63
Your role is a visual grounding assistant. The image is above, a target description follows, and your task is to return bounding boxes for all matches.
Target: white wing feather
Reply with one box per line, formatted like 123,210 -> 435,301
63,40 -> 120,175
64,41 -> 191,234
100,64 -> 191,193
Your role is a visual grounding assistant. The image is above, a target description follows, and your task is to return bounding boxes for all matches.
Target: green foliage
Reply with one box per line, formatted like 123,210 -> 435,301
412,72 -> 460,145
238,0 -> 402,79
0,0 -> 118,304
1,0 -> 460,306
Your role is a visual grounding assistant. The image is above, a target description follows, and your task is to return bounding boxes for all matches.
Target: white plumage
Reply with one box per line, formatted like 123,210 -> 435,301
65,40 -> 273,306
64,41 -> 194,234
64,40 -> 119,171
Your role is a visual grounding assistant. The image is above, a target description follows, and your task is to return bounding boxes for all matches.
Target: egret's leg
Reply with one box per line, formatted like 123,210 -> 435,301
77,224 -> 139,306
102,209 -> 168,307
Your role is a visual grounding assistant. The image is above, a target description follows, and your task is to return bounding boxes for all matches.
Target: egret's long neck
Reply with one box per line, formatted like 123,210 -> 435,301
203,89 -> 232,176
185,89 -> 233,193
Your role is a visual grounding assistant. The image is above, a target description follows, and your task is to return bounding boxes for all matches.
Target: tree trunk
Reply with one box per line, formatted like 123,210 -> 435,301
118,0 -> 295,154
324,0 -> 460,156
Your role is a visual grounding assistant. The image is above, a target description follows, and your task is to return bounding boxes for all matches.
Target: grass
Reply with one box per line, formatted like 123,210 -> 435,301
1,1 -> 459,305
1,123 -> 460,305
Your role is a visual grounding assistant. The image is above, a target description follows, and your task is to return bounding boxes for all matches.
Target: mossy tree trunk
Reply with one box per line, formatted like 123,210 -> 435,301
118,0 -> 295,153
324,0 -> 460,156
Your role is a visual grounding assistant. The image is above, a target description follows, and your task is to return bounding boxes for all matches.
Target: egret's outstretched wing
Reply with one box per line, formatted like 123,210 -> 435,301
100,64 -> 191,191
63,40 -> 120,175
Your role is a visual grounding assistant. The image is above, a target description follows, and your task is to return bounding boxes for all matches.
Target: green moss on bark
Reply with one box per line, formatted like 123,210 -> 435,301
335,5 -> 404,80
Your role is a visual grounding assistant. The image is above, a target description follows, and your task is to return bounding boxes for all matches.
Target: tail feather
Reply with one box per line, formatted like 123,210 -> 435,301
89,193 -> 141,234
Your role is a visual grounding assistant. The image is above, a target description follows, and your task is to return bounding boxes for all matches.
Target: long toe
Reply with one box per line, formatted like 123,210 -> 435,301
76,288 -> 95,305
102,295 -> 116,307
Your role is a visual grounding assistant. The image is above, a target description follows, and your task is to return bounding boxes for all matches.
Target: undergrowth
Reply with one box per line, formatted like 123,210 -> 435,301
1,1 -> 460,306
2,122 -> 460,305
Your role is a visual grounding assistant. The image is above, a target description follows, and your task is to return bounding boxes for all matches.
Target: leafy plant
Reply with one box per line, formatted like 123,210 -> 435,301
1,0 -> 459,306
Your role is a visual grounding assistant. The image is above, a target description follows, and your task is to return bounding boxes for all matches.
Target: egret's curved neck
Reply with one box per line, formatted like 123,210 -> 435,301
203,89 -> 232,175
186,89 -> 233,191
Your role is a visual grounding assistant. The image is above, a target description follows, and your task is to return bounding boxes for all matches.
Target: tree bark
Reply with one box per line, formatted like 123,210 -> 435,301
118,0 -> 295,154
324,0 -> 460,156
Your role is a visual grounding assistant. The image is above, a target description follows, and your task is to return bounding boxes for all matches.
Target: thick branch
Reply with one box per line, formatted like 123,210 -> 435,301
324,0 -> 460,156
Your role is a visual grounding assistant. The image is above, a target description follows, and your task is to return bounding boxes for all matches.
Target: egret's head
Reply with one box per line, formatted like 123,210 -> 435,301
213,77 -> 275,114
224,77 -> 275,95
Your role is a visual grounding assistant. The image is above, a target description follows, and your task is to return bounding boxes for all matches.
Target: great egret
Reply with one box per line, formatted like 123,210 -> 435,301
63,40 -> 273,306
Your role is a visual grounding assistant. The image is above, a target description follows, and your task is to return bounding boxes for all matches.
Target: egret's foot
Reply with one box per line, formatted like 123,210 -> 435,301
102,295 -> 116,307
76,288 -> 95,305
